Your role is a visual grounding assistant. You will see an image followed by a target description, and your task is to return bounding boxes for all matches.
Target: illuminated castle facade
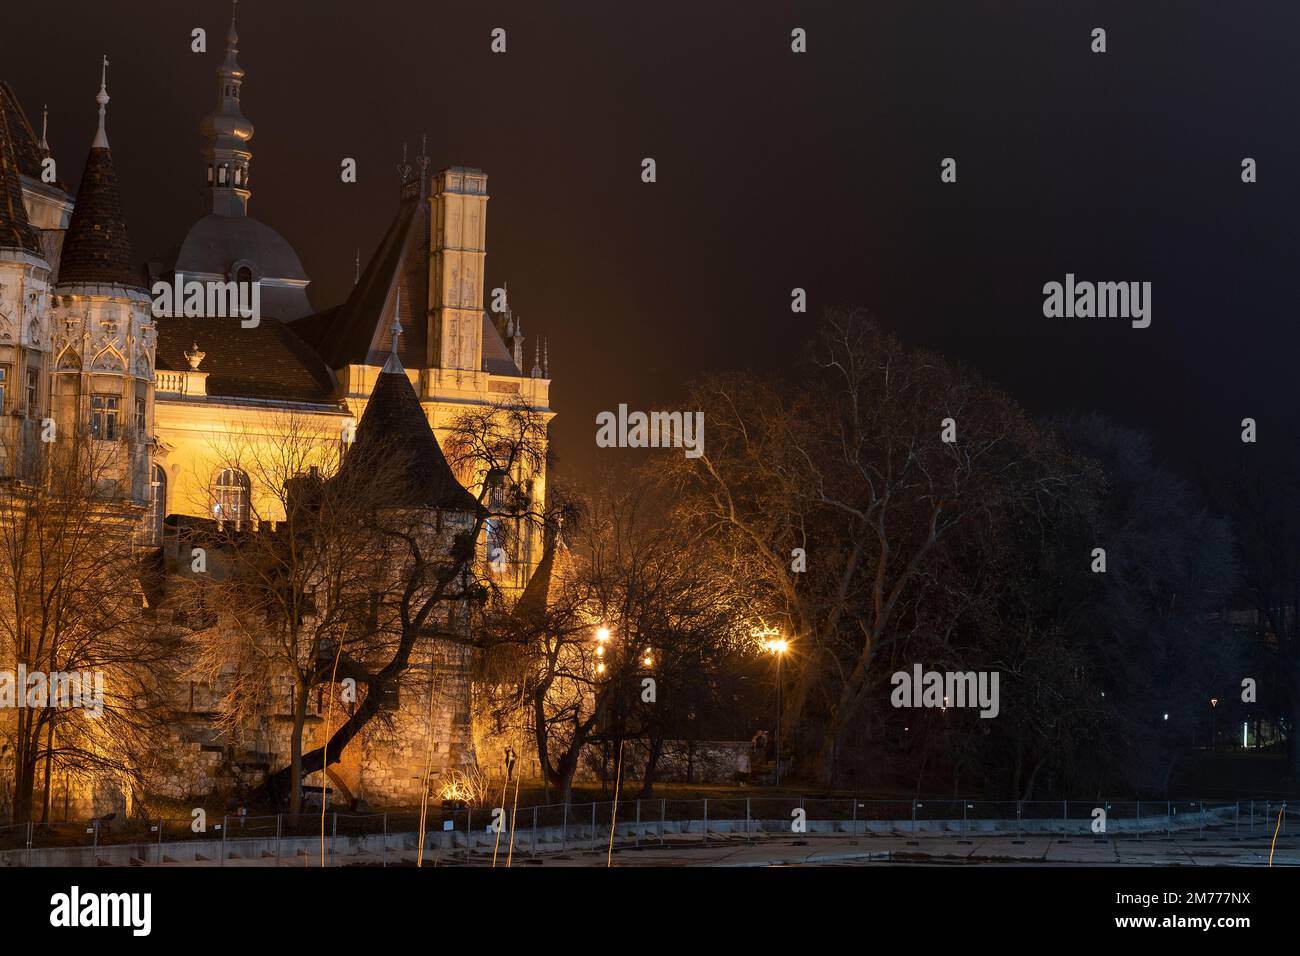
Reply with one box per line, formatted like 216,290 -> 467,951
0,7 -> 551,817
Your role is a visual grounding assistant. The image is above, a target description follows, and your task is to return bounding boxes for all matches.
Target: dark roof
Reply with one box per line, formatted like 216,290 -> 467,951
0,82 -> 64,188
0,94 -> 42,256
58,146 -> 138,287
288,194 -> 520,375
340,365 -> 481,513
156,316 -> 339,404
513,532 -> 559,623
290,197 -> 424,368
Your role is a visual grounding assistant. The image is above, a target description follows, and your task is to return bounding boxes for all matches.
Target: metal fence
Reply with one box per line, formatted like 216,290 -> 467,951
0,797 -> 1291,866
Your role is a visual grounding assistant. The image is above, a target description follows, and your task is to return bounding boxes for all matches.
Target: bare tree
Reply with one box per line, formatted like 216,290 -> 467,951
0,425 -> 170,824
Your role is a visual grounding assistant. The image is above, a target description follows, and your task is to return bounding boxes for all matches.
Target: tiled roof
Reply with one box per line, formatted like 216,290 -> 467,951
156,316 -> 339,404
339,366 -> 481,513
58,146 -> 138,287
0,95 -> 42,256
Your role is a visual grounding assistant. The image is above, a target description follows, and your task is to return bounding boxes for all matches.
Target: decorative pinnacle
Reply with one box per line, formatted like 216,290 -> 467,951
390,286 -> 403,357
92,55 -> 110,149
39,105 -> 49,152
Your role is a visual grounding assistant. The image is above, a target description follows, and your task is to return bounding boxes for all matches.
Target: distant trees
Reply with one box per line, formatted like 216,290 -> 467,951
656,309 -> 1241,797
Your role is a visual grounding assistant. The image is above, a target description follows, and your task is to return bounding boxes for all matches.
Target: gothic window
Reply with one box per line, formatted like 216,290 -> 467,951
90,394 -> 118,440
213,467 -> 250,530
0,365 -> 8,412
25,367 -> 38,414
135,398 -> 146,433
145,465 -> 166,546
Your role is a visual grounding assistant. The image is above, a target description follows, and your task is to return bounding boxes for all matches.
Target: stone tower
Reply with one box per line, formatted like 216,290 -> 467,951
200,1 -> 253,218
49,58 -> 155,503
428,167 -> 488,373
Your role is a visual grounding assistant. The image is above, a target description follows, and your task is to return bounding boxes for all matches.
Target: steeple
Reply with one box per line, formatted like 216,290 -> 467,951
200,0 -> 254,217
382,286 -> 404,374
58,57 -> 139,288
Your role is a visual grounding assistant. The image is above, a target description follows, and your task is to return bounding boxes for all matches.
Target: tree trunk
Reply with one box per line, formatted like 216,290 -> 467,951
288,677 -> 309,816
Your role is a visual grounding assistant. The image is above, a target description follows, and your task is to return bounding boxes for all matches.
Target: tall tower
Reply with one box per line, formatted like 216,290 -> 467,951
200,1 -> 253,217
428,167 -> 487,372
51,57 -> 155,502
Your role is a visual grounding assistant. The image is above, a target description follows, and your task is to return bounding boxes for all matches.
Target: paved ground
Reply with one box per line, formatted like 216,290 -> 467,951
190,829 -> 1300,867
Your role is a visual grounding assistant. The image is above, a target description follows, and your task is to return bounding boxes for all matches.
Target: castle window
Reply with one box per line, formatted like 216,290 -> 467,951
206,166 -> 214,185
0,366 -> 8,412
233,167 -> 242,186
25,367 -> 39,414
90,394 -> 118,440
145,465 -> 166,546
218,165 -> 228,186
213,468 -> 250,530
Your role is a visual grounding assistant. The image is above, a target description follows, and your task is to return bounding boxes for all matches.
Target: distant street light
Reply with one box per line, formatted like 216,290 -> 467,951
762,635 -> 789,786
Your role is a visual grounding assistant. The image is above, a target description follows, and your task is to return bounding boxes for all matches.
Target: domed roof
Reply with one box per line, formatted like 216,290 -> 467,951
175,213 -> 307,280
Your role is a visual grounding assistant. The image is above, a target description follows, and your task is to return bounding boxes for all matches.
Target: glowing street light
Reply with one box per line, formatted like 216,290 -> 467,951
596,627 -> 611,643
763,634 -> 789,786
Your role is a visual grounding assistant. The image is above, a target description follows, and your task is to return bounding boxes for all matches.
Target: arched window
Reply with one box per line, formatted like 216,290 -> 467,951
213,468 -> 250,530
145,465 -> 166,546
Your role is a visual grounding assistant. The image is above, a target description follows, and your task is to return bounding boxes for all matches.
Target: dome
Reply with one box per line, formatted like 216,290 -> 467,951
173,213 -> 313,319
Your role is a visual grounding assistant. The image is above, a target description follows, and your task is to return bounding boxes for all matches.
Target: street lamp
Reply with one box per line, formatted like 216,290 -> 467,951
763,636 -> 789,786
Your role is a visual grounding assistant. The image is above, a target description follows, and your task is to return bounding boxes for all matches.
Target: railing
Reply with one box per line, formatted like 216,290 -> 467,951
0,797 -> 1290,867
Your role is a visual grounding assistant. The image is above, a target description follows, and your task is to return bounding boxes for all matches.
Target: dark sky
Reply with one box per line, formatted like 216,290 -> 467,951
6,0 -> 1299,487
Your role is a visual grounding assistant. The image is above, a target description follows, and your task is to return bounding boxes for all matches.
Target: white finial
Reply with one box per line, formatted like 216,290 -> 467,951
93,55 -> 110,149
390,286 -> 403,357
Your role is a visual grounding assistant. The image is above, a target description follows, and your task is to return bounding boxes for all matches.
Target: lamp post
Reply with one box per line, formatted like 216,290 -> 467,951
764,637 -> 789,786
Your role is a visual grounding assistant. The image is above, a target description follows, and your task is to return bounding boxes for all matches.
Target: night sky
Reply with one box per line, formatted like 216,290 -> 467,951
5,0 -> 1298,487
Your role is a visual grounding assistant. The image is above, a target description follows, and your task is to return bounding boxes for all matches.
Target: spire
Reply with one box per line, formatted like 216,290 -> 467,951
512,315 -> 524,369
381,285 -> 404,373
39,105 -> 49,153
531,338 -> 541,378
92,55 -> 109,149
201,0 -> 254,216
58,56 -> 139,287
543,337 -> 549,378
338,356 -> 481,514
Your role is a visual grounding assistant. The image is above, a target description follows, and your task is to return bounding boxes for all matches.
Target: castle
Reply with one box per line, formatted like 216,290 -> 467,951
0,7 -> 551,819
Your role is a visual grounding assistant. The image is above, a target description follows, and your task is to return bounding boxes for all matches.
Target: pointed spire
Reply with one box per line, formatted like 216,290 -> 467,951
382,285 -> 404,373
543,337 -> 549,378
92,55 -> 110,149
59,55 -> 138,287
417,133 -> 431,200
39,105 -> 49,153
201,0 -> 253,216
531,338 -> 541,378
